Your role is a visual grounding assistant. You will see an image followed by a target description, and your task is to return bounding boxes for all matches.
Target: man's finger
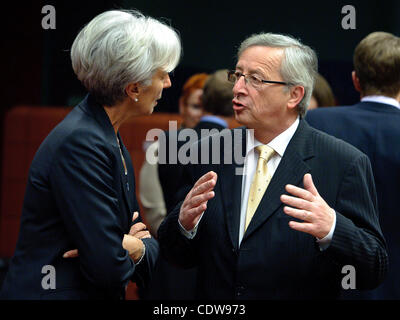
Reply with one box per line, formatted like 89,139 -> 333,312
285,184 -> 314,202
188,191 -> 215,210
280,194 -> 312,211
186,202 -> 208,218
63,249 -> 79,258
288,221 -> 313,234
283,206 -> 313,222
192,179 -> 216,197
132,211 -> 139,222
303,174 -> 319,196
192,171 -> 218,191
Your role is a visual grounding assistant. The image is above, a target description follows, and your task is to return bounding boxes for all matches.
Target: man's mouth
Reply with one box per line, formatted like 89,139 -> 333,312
232,99 -> 245,111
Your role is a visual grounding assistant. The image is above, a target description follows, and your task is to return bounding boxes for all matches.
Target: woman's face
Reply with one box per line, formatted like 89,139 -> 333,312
136,69 -> 171,115
180,89 -> 203,128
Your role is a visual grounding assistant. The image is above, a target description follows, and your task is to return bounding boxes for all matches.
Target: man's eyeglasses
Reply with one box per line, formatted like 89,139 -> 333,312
227,70 -> 291,88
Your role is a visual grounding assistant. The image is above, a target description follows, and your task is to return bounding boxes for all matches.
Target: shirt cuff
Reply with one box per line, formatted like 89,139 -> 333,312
134,243 -> 146,265
316,210 -> 336,251
178,213 -> 204,239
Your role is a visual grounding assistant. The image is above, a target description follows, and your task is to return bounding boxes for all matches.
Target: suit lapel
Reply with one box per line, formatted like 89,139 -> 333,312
242,120 -> 314,242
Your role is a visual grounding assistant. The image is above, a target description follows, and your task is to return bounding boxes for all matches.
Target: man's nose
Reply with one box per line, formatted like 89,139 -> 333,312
233,75 -> 247,96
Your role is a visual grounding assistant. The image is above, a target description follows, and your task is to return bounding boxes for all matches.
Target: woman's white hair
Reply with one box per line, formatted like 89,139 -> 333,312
71,10 -> 181,106
238,33 -> 317,117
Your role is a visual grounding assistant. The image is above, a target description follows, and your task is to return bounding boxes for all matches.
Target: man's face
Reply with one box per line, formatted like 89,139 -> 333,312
232,46 -> 294,135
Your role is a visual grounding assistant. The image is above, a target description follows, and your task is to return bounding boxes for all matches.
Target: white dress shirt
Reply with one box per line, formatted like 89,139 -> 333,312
361,95 -> 400,110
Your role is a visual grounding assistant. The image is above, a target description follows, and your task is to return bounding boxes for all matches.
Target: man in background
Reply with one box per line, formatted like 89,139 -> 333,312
306,32 -> 400,299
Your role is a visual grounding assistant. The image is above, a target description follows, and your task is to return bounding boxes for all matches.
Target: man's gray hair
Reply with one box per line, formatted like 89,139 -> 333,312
71,10 -> 181,106
238,33 -> 317,116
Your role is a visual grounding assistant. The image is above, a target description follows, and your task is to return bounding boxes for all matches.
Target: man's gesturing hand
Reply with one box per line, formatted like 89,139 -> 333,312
280,173 -> 335,239
179,171 -> 218,231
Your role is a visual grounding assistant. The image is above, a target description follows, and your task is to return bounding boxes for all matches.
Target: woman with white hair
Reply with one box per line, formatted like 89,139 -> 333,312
1,10 -> 181,300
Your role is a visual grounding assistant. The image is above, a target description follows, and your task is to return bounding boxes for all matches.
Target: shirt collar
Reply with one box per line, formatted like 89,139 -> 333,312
361,95 -> 400,110
246,116 -> 300,157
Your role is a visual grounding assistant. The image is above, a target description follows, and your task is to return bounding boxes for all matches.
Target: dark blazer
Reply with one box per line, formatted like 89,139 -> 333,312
306,101 -> 400,299
145,119 -> 226,300
158,119 -> 388,299
1,94 -> 158,300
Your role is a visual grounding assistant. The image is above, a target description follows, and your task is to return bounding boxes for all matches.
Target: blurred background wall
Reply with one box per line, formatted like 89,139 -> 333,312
2,0 -> 399,113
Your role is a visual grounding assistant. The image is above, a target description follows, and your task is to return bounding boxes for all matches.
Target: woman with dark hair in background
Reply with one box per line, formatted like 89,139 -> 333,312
1,9 -> 181,300
179,73 -> 209,128
308,72 -> 336,109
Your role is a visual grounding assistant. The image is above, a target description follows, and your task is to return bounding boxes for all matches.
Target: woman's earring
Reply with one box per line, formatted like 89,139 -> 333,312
134,97 -> 139,102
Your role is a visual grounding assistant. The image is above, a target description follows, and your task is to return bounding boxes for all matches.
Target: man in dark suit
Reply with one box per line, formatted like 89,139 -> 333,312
158,33 -> 388,299
306,32 -> 400,299
143,69 -> 234,299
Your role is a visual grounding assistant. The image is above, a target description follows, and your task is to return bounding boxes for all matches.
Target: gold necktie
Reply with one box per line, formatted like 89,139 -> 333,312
245,145 -> 275,231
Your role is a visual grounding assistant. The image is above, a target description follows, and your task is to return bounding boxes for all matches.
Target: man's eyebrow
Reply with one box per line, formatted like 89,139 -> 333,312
235,66 -> 263,75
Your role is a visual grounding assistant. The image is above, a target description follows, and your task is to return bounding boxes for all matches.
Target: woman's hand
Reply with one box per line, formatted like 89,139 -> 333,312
63,211 -> 151,260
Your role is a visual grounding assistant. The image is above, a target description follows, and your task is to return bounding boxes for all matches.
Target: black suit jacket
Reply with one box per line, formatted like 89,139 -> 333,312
1,94 -> 158,299
158,119 -> 388,299
306,101 -> 400,299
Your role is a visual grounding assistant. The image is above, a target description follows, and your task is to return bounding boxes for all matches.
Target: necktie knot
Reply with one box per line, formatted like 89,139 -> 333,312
255,145 -> 275,162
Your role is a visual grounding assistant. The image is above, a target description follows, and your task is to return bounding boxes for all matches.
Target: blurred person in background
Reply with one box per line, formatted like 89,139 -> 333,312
179,73 -> 209,129
0,9 -> 181,300
308,73 -> 336,110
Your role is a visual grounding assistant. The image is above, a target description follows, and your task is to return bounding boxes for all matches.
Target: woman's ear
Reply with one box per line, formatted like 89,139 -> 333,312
125,82 -> 140,101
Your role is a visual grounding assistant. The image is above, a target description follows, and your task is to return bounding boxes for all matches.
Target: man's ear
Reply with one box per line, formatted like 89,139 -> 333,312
125,82 -> 140,101
287,85 -> 305,110
352,71 -> 362,93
